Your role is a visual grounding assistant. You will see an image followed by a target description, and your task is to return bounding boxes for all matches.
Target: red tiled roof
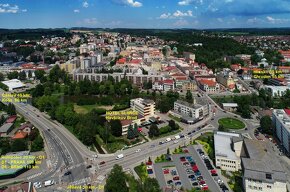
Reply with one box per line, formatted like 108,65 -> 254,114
121,119 -> 133,126
12,131 -> 28,139
199,79 -> 216,87
175,76 -> 187,81
164,66 -> 176,71
130,59 -> 142,64
6,115 -> 17,123
117,58 -> 126,64
228,84 -> 235,89
163,79 -> 174,84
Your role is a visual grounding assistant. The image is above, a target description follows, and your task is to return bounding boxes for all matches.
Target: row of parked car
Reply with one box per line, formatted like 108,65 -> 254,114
180,156 -> 209,191
163,168 -> 182,187
197,148 -> 229,192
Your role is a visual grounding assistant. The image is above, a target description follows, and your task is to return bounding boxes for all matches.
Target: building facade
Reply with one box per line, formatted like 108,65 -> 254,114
272,109 -> 290,156
214,131 -> 243,172
130,98 -> 155,121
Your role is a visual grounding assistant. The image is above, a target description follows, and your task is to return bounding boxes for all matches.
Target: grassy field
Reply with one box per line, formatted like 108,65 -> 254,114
73,104 -> 113,114
218,117 -> 245,130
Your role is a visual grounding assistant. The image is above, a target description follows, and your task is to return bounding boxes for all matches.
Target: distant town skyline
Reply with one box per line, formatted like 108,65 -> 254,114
1,0 -> 290,29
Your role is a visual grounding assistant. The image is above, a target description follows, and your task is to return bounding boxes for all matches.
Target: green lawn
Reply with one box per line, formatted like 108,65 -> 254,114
218,118 -> 245,130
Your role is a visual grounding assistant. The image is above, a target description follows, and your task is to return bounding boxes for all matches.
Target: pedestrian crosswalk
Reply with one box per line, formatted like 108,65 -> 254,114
70,177 -> 91,185
27,172 -> 43,180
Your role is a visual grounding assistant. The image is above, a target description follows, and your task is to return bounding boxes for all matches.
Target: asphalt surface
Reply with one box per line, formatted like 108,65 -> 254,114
188,146 -> 221,192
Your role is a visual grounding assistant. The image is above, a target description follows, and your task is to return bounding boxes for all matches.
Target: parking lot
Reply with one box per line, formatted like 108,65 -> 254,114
153,146 -> 223,191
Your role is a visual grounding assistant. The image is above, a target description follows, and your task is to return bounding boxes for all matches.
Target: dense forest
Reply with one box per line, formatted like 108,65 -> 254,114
0,29 -> 71,40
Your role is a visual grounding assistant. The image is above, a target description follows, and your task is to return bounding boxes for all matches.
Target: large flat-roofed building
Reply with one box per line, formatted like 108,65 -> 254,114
214,131 -> 243,171
272,109 -> 290,156
73,71 -> 163,87
263,86 -> 289,97
1,79 -> 26,91
172,99 -> 209,124
242,139 -> 287,192
130,98 -> 155,121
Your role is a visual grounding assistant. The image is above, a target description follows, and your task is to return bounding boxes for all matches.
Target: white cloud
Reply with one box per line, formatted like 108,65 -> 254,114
225,0 -> 233,3
82,1 -> 89,8
173,10 -> 193,17
125,0 -> 142,7
266,16 -> 275,23
22,9 -> 27,12
159,13 -> 171,19
0,4 -> 20,13
266,16 -> 289,24
74,9 -> 80,13
2,4 -> 10,7
178,0 -> 194,6
84,18 -> 98,25
159,10 -> 194,19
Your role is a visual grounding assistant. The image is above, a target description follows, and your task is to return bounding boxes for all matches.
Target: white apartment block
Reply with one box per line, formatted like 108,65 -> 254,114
73,71 -> 163,87
272,109 -> 290,156
173,99 -> 209,124
130,98 -> 155,121
214,131 -> 242,172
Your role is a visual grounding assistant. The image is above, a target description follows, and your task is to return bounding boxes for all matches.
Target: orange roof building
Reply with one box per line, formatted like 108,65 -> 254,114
12,131 -> 28,139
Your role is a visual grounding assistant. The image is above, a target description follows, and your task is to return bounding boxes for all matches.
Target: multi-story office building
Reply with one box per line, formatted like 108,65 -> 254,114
242,139 -> 287,192
272,109 -> 290,156
172,99 -> 209,124
214,131 -> 243,172
130,98 -> 155,121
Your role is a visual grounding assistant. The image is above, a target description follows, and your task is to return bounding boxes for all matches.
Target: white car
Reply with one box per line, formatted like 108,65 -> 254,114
135,149 -> 141,153
33,182 -> 41,189
147,165 -> 153,169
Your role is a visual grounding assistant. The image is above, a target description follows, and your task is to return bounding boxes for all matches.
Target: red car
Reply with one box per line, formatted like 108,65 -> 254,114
180,157 -> 186,162
199,180 -> 206,185
163,169 -> 169,174
173,176 -> 180,180
202,185 -> 209,190
183,149 -> 189,153
146,161 -> 153,165
211,169 -> 217,174
192,165 -> 198,171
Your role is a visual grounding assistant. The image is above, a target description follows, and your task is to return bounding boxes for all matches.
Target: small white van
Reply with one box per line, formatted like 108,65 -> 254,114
44,180 -> 54,187
116,154 -> 124,160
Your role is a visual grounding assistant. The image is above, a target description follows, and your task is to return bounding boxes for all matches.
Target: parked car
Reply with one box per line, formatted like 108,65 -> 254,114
192,182 -> 199,186
173,176 -> 180,180
64,171 -> 71,176
163,169 -> 169,174
167,180 -> 173,185
197,176 -> 203,180
147,169 -> 153,174
199,180 -> 206,185
188,174 -> 195,178
99,161 -> 106,165
175,181 -> 182,186
171,170 -> 177,176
